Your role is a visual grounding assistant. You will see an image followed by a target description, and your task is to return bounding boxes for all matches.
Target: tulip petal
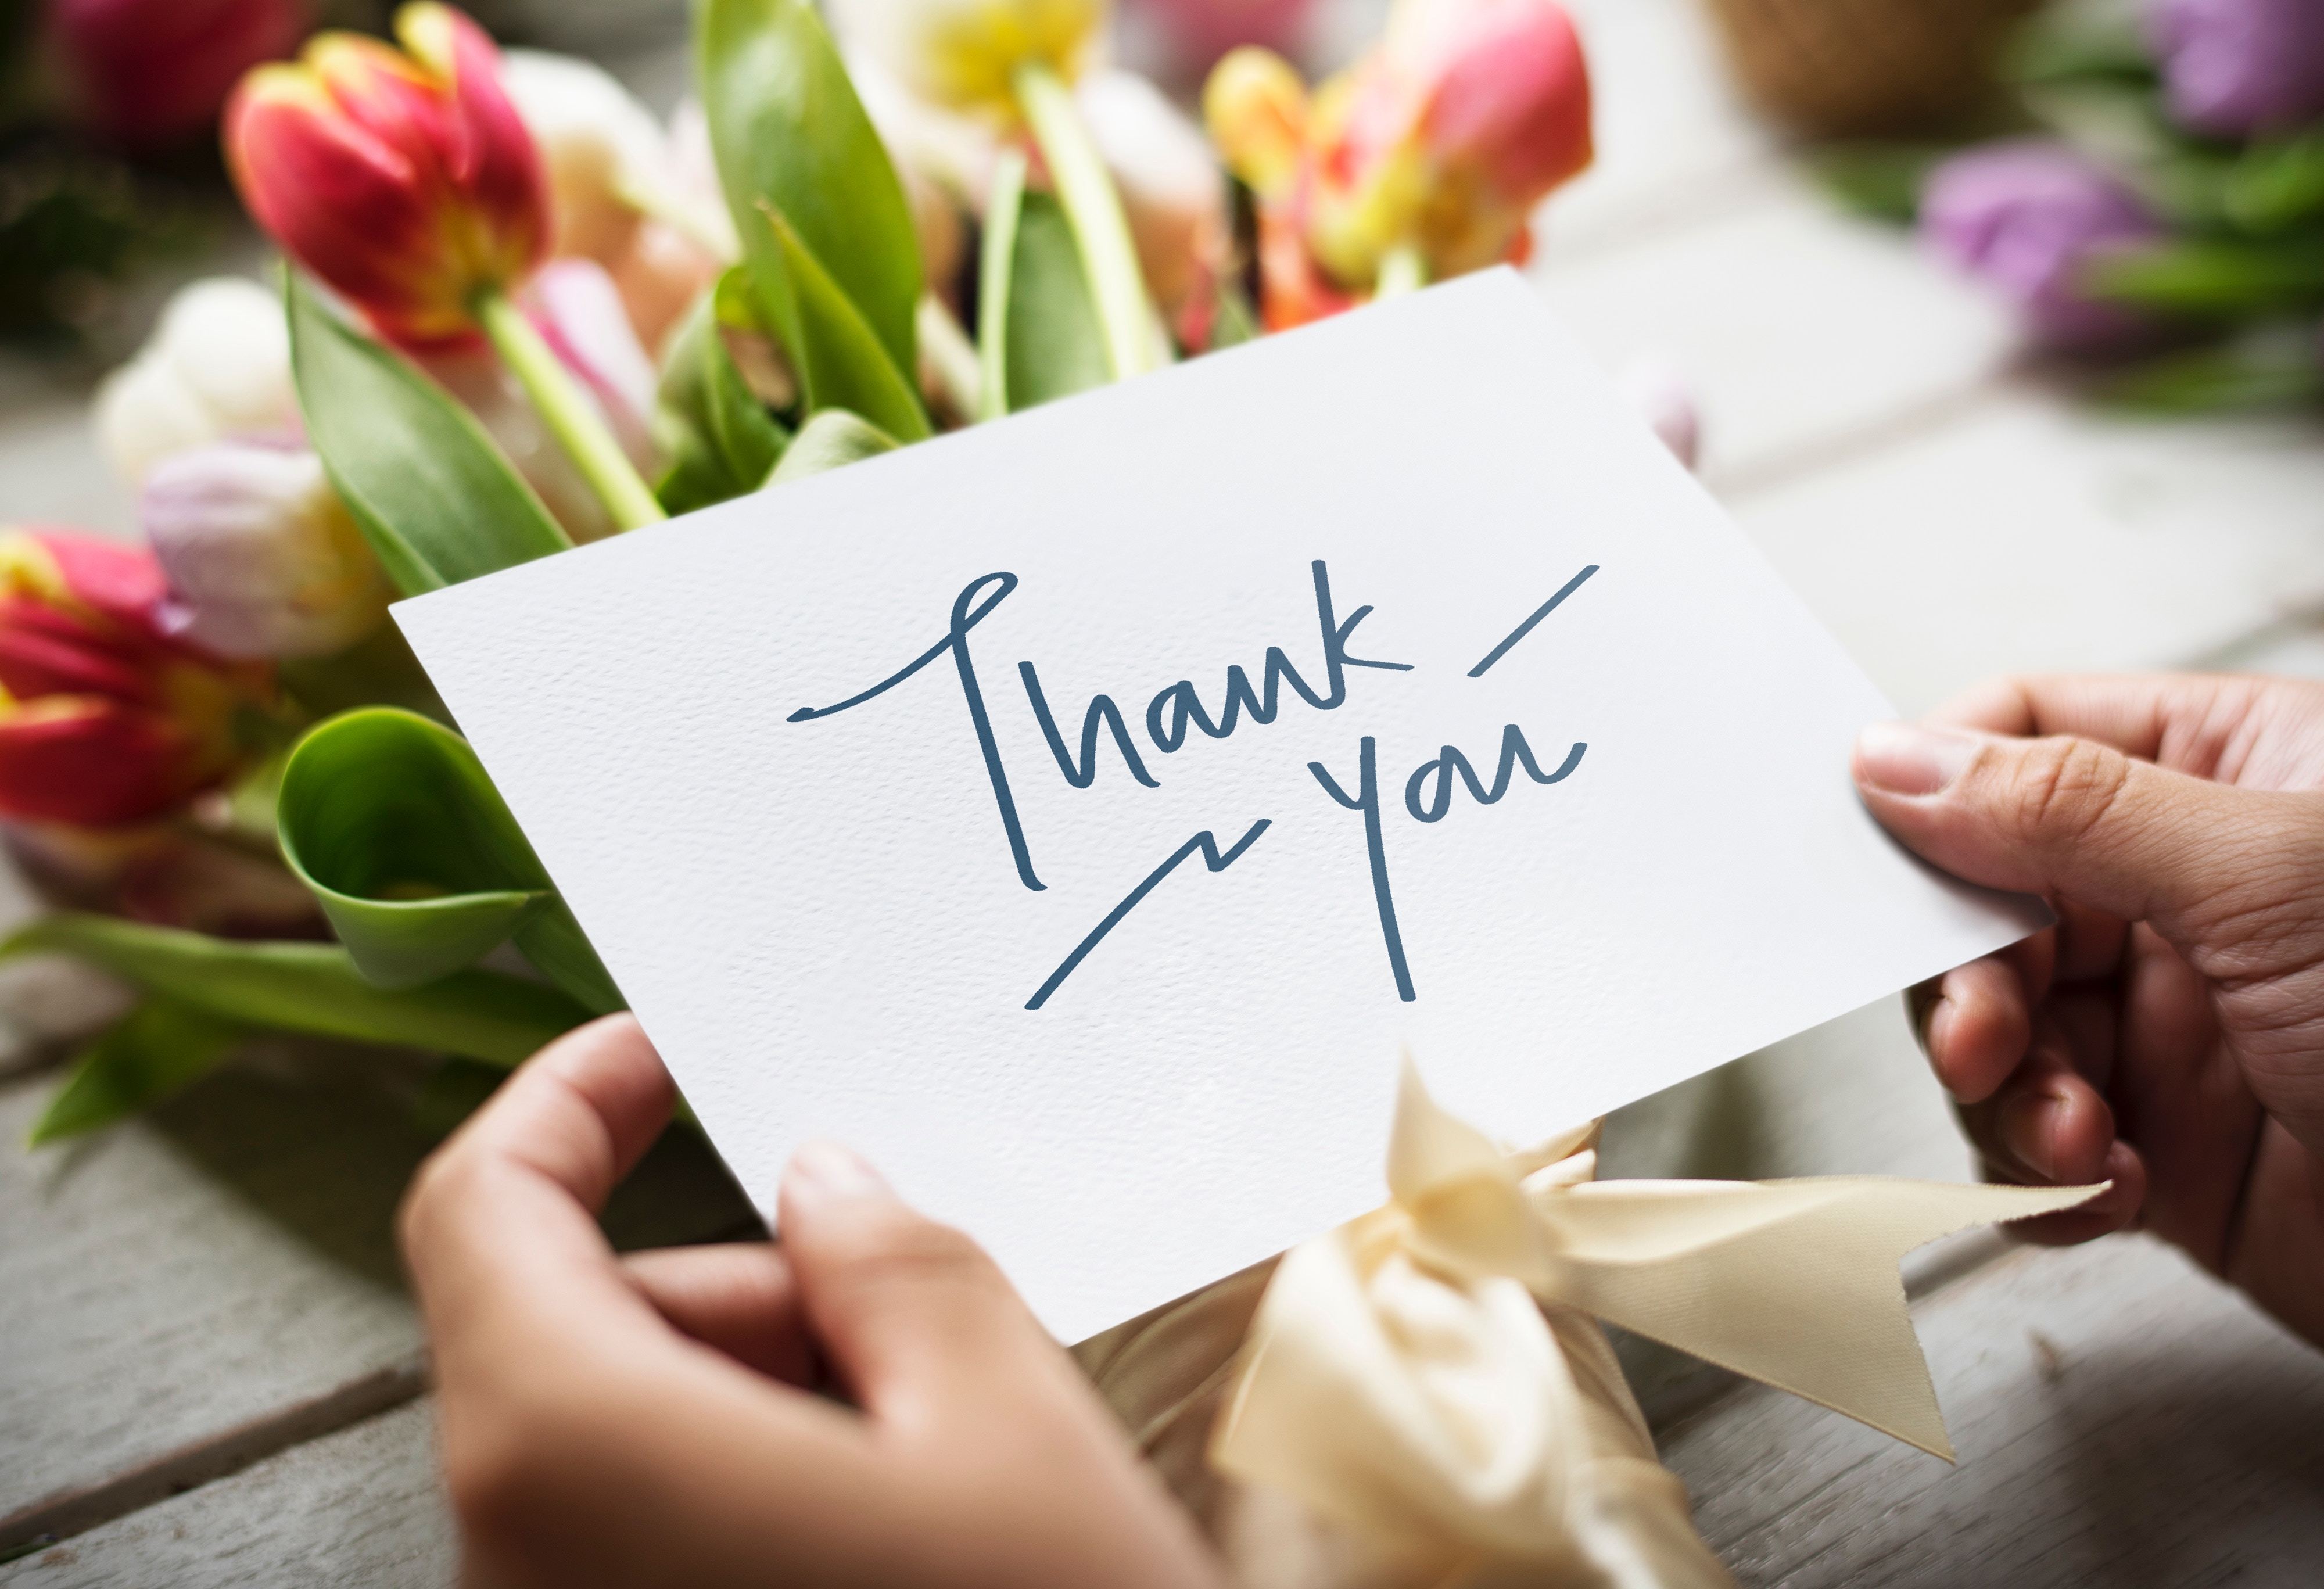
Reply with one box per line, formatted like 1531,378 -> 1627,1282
0,696 -> 203,826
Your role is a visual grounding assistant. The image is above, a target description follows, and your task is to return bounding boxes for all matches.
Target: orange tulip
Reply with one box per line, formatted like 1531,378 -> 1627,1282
0,531 -> 274,829
225,3 -> 547,346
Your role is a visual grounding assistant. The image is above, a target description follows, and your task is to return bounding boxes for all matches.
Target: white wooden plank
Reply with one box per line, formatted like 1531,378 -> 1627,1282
0,1402 -> 452,1589
0,1067 -> 424,1523
1533,181 -> 2013,479
1659,1233 -> 2324,1586
1735,398 -> 2324,718
0,1052 -> 754,1530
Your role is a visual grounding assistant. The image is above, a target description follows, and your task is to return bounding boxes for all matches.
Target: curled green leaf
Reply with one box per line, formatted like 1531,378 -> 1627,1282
278,708 -> 622,1013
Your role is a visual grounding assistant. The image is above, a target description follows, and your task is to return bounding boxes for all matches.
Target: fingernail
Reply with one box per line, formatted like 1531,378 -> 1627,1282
1855,722 -> 1979,797
1999,1089 -> 2057,1176
784,1140 -> 890,1210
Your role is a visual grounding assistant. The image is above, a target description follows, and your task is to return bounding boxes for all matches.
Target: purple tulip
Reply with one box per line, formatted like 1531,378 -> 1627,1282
2147,0 -> 2324,139
1920,141 -> 2161,351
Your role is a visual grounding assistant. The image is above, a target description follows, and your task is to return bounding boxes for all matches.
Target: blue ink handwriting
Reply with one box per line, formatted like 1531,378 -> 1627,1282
787,572 -> 1046,892
1466,564 -> 1598,678
1025,819 -> 1272,1010
1405,726 -> 1587,822
1308,736 -> 1415,1002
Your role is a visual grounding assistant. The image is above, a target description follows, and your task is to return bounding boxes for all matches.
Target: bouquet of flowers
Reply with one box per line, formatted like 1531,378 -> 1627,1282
1907,0 -> 2324,408
3,0 -> 1596,1143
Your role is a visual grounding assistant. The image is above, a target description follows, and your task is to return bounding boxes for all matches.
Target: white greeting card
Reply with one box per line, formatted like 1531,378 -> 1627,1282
397,269 -> 2042,1342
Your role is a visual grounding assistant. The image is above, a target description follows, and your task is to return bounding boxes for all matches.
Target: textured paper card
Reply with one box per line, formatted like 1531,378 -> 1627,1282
398,269 -> 2043,1343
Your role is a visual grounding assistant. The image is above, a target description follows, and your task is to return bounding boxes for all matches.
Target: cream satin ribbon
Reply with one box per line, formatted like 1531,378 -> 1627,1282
1082,1061 -> 2103,1589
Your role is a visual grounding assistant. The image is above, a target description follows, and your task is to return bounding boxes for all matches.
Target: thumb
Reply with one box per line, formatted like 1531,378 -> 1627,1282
776,1142 -> 1062,1429
1852,720 -> 2318,941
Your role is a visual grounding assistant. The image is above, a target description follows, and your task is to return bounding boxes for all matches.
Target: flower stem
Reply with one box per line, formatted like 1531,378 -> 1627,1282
474,289 -> 666,531
917,293 -> 982,424
977,146 -> 1030,421
1012,61 -> 1159,382
1375,242 -> 1429,300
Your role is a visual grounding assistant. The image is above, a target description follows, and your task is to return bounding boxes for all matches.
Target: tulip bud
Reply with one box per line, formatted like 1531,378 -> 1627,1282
0,530 -> 274,828
829,0 -> 1106,121
93,278 -> 297,487
224,3 -> 548,346
1920,141 -> 2161,350
1617,356 -> 1701,471
49,0 -> 306,150
141,440 -> 389,661
2147,0 -> 2324,139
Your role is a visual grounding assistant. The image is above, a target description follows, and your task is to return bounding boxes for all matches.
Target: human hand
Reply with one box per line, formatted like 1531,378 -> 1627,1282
397,1014 -> 1222,1589
1852,673 -> 2324,1347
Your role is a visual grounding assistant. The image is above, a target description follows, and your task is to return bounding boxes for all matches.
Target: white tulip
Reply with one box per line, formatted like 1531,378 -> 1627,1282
142,440 -> 390,660
94,278 -> 296,487
500,49 -> 673,263
829,0 -> 1105,121
1075,70 -> 1223,310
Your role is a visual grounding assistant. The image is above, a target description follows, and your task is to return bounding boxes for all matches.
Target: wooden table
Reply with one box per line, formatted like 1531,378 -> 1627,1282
6,1 -> 2324,1581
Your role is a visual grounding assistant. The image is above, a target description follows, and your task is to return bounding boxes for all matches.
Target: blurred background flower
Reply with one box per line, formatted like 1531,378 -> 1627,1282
48,0 -> 308,150
0,529 -> 275,828
2147,0 -> 2324,139
1920,140 -> 2161,351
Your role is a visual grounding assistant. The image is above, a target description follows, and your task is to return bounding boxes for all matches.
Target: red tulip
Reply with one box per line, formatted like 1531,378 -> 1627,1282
224,3 -> 547,346
49,0 -> 308,150
0,530 -> 273,829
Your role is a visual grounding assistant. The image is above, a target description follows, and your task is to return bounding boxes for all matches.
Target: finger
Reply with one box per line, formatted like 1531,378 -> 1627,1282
399,1015 -> 677,1347
776,1141 -> 1064,1430
1920,954 -> 2032,1104
622,1243 -> 818,1385
1959,1015 -> 2118,1190
1852,721 -> 2320,943
1924,673 -> 2270,767
1992,1140 -> 2146,1246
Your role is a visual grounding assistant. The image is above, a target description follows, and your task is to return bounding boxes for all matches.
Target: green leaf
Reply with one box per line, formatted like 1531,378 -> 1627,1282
5,915 -> 591,1067
655,270 -> 791,514
2095,334 -> 2324,413
768,409 -> 898,483
1808,141 -> 1955,225
2006,17 -> 2157,88
2083,235 -> 2324,315
1000,192 -> 1110,411
2224,133 -> 2324,235
698,0 -> 923,399
28,999 -> 246,1145
287,275 -> 572,596
277,620 -> 453,724
278,708 -> 621,1013
761,205 -> 932,442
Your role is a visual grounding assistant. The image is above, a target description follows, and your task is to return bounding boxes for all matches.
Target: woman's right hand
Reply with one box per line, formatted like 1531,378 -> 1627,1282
1852,673 -> 2324,1347
397,1014 -> 1224,1589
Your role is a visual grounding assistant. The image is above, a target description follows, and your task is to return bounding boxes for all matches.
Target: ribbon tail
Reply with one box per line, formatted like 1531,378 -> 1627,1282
1533,1175 -> 2105,1459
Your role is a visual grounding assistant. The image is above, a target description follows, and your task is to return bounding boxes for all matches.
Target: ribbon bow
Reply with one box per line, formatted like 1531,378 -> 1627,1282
1196,1060 -> 2102,1584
